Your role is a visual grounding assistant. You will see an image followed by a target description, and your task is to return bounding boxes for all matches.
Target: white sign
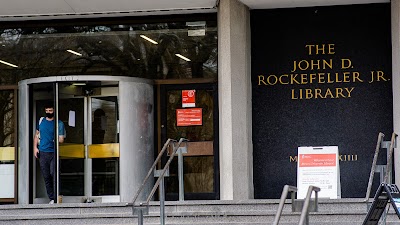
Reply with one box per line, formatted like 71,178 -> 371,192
297,146 -> 341,199
0,164 -> 14,198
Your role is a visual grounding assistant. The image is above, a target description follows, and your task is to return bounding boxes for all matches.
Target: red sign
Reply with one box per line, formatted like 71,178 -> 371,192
176,108 -> 202,126
182,90 -> 196,107
298,154 -> 336,167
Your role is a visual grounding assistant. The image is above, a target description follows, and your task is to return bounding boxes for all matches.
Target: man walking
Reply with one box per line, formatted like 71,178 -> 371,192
33,102 -> 65,204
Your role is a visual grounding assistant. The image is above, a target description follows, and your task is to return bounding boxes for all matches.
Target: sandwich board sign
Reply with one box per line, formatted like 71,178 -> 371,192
363,183 -> 400,224
297,146 -> 341,199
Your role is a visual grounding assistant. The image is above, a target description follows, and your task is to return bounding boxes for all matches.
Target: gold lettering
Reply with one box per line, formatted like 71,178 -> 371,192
311,60 -> 320,70
327,73 -> 334,83
267,75 -> 278,85
325,88 -> 334,98
315,44 -> 325,55
323,59 -> 333,69
335,72 -> 342,83
305,44 -> 314,55
342,72 -> 350,82
305,44 -> 335,55
328,44 -> 335,54
291,61 -> 297,72
291,89 -> 298,100
353,72 -> 363,82
377,71 -> 388,81
258,75 -> 267,85
344,87 -> 355,97
301,74 -> 308,84
336,88 -> 346,98
309,73 -> 316,84
290,156 -> 298,162
318,73 -> 325,83
298,60 -> 309,71
315,89 -> 325,99
291,74 -> 301,84
341,59 -> 352,69
305,89 -> 313,99
279,74 -> 289,84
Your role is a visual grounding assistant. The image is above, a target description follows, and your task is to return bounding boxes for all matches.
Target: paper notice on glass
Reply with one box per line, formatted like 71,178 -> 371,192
0,164 -> 14,198
297,146 -> 341,199
68,110 -> 75,127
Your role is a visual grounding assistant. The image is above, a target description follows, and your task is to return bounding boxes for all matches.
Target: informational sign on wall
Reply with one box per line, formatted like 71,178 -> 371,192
176,108 -> 202,126
182,90 -> 196,108
297,146 -> 341,199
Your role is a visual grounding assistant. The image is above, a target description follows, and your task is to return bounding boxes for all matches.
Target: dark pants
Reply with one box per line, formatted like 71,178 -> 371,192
39,152 -> 54,200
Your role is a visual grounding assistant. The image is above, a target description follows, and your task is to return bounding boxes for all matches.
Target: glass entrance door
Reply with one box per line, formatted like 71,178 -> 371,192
33,82 -> 120,203
89,97 -> 119,198
160,83 -> 219,200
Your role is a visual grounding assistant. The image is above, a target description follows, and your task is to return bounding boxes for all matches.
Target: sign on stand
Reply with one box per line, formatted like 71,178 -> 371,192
363,183 -> 400,224
297,146 -> 341,199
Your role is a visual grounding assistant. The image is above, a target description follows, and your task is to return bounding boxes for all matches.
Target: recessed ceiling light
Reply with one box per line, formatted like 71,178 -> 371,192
0,60 -> 18,68
175,54 -> 191,62
72,83 -> 86,86
140,35 -> 158,45
67,49 -> 82,56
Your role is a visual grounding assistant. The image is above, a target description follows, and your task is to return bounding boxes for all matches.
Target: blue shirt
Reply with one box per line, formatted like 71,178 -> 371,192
37,118 -> 65,152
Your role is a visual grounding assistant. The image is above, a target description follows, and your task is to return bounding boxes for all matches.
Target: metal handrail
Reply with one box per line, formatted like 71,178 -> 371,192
131,137 -> 187,225
384,132 -> 397,183
131,138 -> 176,205
364,132 -> 385,202
298,185 -> 320,225
273,185 -> 298,225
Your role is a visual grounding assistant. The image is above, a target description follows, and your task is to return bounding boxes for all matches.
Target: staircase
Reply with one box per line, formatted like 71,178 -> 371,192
1,199 -> 400,225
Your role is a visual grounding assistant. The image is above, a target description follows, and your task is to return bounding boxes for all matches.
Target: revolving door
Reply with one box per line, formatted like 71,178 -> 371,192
18,76 -> 154,204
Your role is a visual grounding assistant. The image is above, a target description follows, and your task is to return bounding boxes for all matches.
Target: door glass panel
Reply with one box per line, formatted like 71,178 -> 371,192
0,90 -> 15,200
91,97 -> 119,196
58,94 -> 85,196
165,88 -> 215,196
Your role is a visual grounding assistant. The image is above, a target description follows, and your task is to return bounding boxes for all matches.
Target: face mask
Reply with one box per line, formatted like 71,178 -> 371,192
46,113 -> 54,118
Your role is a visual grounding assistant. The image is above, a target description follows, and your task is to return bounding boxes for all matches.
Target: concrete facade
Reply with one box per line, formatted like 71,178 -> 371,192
218,0 -> 253,200
392,0 -> 400,188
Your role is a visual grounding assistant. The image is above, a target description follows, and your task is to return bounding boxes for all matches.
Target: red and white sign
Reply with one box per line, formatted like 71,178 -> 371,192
176,108 -> 202,126
182,90 -> 196,108
297,146 -> 341,199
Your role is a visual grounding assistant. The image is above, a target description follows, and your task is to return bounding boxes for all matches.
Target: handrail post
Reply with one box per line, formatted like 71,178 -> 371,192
176,143 -> 187,201
160,176 -> 166,225
384,132 -> 397,184
273,185 -> 298,225
365,132 -> 384,201
137,208 -> 143,225
298,186 -> 320,225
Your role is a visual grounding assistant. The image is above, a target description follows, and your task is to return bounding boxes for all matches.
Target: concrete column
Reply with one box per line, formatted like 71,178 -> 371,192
218,0 -> 253,200
392,0 -> 400,187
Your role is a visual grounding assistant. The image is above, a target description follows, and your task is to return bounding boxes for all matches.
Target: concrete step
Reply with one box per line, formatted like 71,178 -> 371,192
0,199 -> 398,224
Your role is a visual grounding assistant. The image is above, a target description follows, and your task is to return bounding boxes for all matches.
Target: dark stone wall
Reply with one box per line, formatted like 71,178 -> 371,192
251,4 -> 393,198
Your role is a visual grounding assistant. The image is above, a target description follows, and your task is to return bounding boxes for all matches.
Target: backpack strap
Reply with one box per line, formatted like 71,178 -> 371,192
39,117 -> 44,126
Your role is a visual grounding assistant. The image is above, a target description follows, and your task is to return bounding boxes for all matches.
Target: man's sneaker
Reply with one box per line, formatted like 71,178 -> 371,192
49,200 -> 54,204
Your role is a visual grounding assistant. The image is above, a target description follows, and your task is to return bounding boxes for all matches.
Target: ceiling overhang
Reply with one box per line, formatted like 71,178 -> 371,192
239,0 -> 389,9
0,0 -> 218,21
0,0 -> 390,21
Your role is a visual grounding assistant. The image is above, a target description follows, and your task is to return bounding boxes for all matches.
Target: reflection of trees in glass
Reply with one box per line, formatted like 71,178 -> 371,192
0,91 -> 14,147
0,21 -> 217,85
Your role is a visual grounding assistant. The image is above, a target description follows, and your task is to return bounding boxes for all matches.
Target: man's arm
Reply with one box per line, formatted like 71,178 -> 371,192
58,135 -> 64,143
33,130 -> 39,158
58,121 -> 65,143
